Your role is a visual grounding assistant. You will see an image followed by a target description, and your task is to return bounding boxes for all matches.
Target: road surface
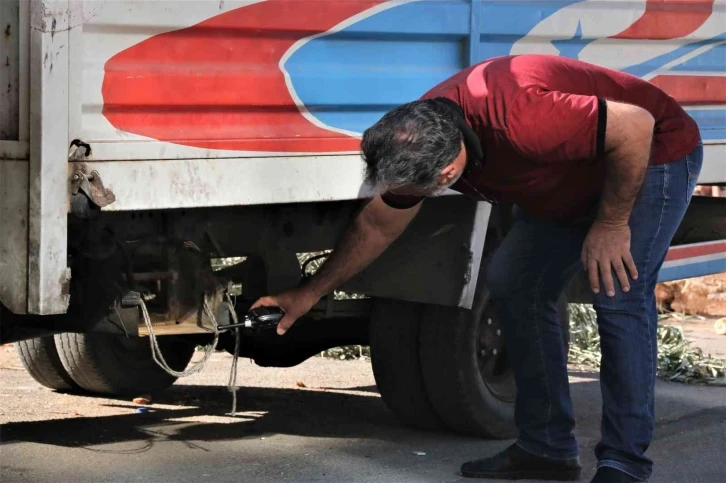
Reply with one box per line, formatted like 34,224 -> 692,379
1,345 -> 724,483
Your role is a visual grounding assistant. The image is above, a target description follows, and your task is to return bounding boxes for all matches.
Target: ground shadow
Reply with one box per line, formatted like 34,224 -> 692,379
0,383 -> 446,451
2,373 -> 723,460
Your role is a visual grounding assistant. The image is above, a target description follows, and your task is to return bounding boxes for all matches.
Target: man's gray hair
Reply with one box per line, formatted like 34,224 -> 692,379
361,99 -> 462,193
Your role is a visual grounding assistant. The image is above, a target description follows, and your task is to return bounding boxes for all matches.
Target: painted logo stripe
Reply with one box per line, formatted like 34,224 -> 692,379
649,75 -> 726,105
102,0 -> 387,153
662,253 -> 726,269
664,240 -> 726,262
611,0 -> 714,40
659,240 -> 726,282
658,259 -> 726,282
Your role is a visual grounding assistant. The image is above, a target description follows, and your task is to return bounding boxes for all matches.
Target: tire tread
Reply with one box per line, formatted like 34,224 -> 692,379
419,304 -> 516,439
55,333 -> 193,395
14,337 -> 79,391
369,299 -> 442,430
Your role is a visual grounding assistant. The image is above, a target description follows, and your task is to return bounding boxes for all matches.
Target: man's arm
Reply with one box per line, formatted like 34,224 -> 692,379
582,100 -> 655,296
251,195 -> 422,334
507,89 -> 655,297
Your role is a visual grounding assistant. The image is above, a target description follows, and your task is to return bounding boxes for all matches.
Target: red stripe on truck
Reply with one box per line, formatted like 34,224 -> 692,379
611,0 -> 714,40
665,240 -> 726,262
102,0 -> 385,153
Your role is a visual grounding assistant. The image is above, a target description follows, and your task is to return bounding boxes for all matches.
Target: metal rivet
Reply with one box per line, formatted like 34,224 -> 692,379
496,329 -> 501,336
492,349 -> 498,355
487,318 -> 492,325
480,349 -> 487,356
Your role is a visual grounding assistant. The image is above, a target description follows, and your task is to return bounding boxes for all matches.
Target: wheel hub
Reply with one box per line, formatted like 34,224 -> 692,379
476,304 -> 516,402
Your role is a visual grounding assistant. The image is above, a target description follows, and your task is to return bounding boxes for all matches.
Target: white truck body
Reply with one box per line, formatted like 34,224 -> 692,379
1,0 -> 725,315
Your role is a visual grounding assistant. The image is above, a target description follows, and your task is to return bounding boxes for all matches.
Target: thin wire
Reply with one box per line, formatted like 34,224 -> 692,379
112,301 -> 131,339
225,293 -> 241,416
301,252 -> 330,277
183,241 -> 202,252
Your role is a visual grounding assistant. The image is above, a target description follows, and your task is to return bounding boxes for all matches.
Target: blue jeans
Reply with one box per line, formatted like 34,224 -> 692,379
486,145 -> 703,481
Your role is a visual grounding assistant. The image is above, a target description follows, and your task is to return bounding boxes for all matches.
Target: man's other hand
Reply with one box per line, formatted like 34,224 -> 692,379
581,221 -> 639,297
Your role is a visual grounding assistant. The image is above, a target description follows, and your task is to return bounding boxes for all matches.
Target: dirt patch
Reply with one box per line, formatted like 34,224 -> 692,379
656,274 -> 726,317
659,315 -> 726,359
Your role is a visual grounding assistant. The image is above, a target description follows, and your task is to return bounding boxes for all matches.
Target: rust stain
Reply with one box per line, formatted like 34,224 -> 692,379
60,274 -> 71,296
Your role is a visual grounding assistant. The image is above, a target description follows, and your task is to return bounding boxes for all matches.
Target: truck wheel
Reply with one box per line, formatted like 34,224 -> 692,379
14,337 -> 80,392
369,299 -> 442,430
54,333 -> 195,395
419,293 -> 570,439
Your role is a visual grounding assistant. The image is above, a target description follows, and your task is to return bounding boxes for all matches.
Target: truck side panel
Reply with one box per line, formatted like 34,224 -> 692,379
2,0 -> 725,314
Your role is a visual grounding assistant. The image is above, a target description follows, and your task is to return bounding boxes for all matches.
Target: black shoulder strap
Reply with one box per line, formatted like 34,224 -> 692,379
431,97 -> 484,169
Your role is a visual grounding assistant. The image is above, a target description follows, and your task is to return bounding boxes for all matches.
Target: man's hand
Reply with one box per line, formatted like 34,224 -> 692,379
251,287 -> 320,335
582,221 -> 638,297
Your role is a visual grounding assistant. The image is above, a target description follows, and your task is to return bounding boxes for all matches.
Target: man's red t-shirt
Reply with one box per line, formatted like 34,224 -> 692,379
386,55 -> 700,220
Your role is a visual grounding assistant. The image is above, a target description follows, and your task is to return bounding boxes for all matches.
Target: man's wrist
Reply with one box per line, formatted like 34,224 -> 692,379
593,216 -> 629,229
300,281 -> 325,303
595,203 -> 631,228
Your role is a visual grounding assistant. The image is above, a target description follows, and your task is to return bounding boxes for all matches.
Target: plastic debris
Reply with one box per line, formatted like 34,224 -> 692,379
295,381 -> 307,388
135,407 -> 149,414
412,451 -> 426,456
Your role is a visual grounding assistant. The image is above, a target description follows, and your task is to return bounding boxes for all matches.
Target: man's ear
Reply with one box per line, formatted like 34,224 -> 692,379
437,163 -> 459,186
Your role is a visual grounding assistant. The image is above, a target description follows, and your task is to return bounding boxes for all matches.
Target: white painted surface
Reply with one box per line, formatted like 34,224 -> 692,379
71,155 -> 374,211
0,0 -> 20,141
701,144 -> 726,184
0,161 -> 29,314
0,1 -> 30,313
458,201 -> 491,310
27,0 -> 71,314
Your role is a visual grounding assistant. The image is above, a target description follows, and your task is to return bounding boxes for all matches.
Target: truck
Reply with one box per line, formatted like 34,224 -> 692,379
1,0 -> 724,438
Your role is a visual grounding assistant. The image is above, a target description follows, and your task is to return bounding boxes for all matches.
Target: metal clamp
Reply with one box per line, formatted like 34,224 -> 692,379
71,169 -> 116,208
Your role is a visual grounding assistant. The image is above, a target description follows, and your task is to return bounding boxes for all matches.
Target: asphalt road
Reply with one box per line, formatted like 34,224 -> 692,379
1,345 -> 724,483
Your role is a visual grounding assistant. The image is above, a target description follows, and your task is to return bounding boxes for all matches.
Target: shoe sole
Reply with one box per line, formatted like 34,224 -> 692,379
459,468 -> 582,480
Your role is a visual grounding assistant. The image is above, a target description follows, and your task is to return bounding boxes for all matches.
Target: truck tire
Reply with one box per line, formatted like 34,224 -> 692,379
369,299 -> 442,430
14,337 -> 80,392
419,293 -> 570,439
54,333 -> 195,395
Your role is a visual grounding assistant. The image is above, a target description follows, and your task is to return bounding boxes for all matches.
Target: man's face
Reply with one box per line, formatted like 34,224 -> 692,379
432,168 -> 463,195
386,141 -> 468,197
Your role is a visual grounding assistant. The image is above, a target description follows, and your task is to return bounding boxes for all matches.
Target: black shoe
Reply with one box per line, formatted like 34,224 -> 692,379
590,467 -> 643,483
460,444 -> 582,480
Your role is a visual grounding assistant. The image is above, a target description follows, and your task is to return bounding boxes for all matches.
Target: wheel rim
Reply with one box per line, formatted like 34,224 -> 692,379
476,304 -> 516,403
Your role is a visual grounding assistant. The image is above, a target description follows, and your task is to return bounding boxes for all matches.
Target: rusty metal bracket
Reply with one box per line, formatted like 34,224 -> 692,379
71,169 -> 116,208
